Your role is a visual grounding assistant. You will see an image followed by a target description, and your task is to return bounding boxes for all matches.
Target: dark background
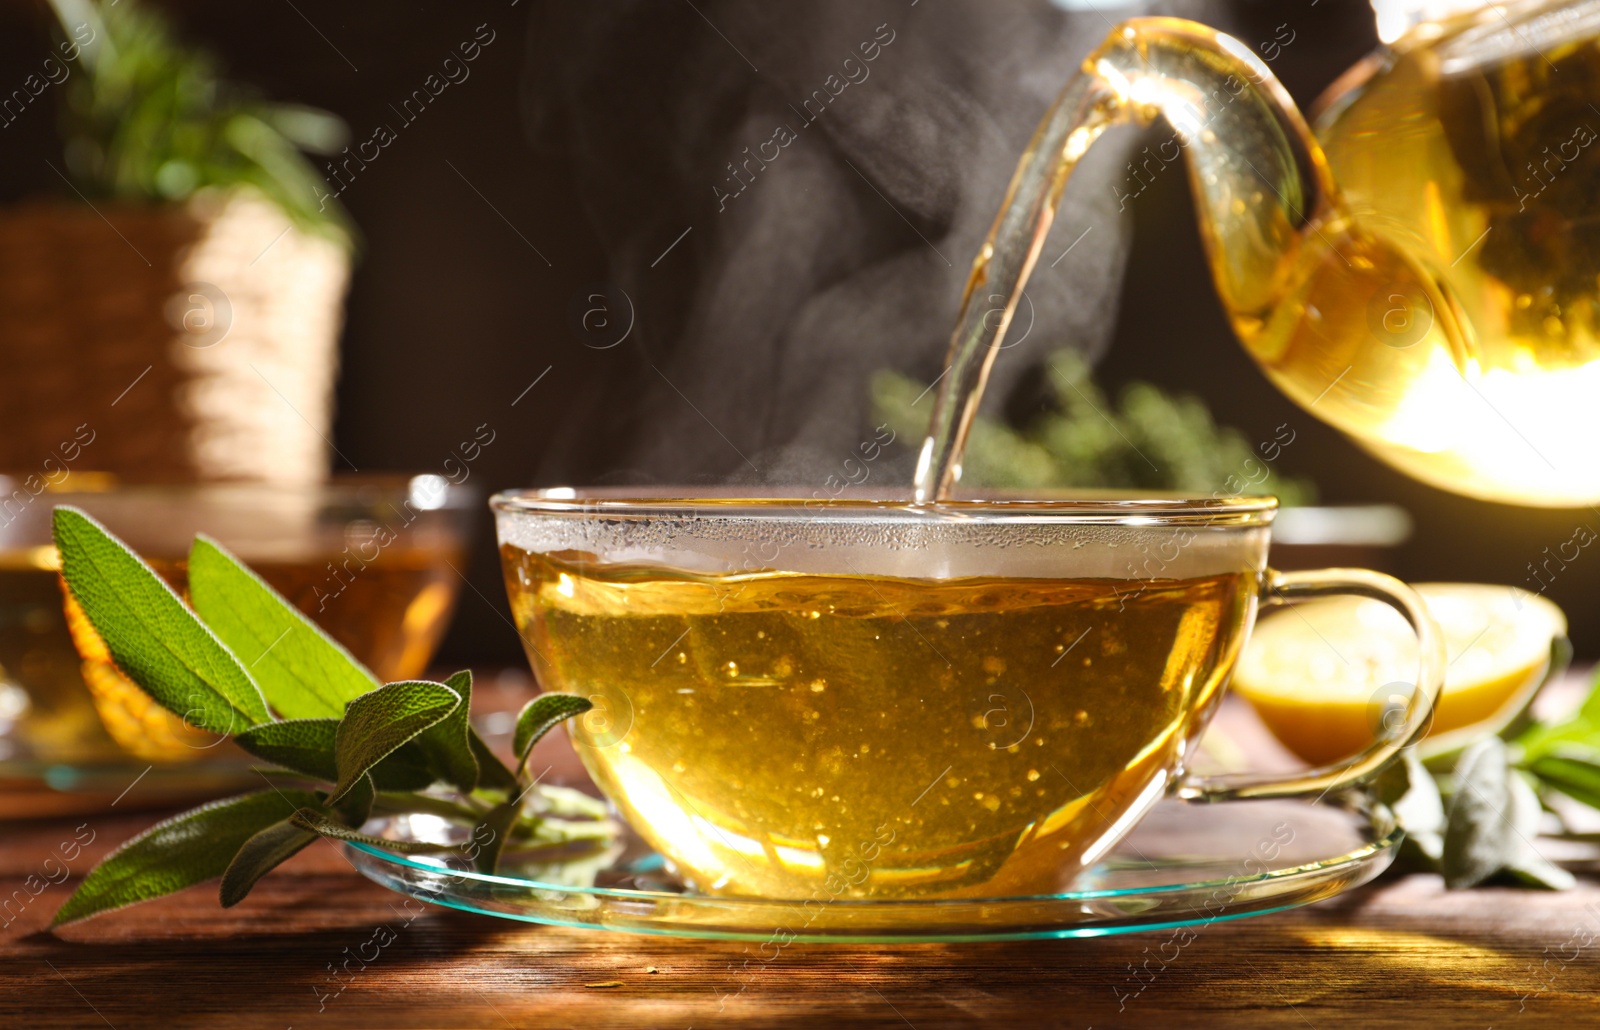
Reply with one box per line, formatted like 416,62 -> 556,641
2,0 -> 1595,664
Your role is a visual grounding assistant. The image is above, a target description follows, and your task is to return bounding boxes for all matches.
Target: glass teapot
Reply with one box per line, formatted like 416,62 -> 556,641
917,0 -> 1600,507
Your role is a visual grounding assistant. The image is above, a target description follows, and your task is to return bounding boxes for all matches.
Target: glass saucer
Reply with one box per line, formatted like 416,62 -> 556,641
344,793 -> 1399,943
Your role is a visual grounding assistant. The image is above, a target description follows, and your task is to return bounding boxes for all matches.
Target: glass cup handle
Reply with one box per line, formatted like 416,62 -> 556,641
1175,567 -> 1445,803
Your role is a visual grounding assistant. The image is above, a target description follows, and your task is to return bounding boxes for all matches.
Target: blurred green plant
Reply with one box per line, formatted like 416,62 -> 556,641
1366,635 -> 1600,891
47,0 -> 352,243
872,349 -> 1317,504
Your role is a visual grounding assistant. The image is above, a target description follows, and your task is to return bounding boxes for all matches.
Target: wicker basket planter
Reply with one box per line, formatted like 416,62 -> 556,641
0,188 -> 349,484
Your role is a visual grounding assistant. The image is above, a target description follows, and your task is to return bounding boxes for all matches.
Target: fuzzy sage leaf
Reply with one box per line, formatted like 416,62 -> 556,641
1503,767 -> 1575,890
1511,647 -> 1597,762
1528,752 -> 1600,810
53,789 -> 319,926
189,535 -> 379,719
513,693 -> 593,774
219,818 -> 320,907
328,681 -> 463,804
235,717 -> 443,794
404,670 -> 480,794
52,507 -> 269,735
1374,751 -> 1446,866
471,729 -> 520,795
236,718 -> 340,781
288,808 -> 458,854
1444,738 -> 1522,889
475,799 -> 524,875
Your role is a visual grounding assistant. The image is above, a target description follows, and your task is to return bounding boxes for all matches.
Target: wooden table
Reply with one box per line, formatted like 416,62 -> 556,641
5,679 -> 1600,1028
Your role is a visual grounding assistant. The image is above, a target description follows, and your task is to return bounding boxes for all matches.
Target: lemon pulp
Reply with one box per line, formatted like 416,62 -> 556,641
1232,583 -> 1565,765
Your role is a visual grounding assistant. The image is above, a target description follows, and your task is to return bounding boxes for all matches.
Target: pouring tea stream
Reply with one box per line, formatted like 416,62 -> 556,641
916,4 -> 1600,507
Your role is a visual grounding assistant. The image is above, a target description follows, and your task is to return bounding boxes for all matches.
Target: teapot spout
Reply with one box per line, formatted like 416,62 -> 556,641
1089,18 -> 1340,334
915,18 -> 1347,500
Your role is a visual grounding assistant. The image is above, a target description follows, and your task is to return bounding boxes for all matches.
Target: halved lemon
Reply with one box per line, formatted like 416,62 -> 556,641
1232,583 -> 1566,766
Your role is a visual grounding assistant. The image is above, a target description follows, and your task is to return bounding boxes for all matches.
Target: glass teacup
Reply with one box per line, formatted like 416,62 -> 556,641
492,489 -> 1442,899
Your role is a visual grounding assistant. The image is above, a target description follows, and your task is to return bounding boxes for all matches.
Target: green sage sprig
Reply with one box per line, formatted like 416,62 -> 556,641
1377,639 -> 1600,890
49,505 -> 600,927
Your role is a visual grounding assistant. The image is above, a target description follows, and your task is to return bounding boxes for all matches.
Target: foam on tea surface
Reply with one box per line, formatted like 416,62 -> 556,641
494,499 -> 1266,581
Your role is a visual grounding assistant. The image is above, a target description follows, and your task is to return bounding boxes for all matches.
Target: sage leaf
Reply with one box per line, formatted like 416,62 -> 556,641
53,789 -> 319,926
189,535 -> 379,719
1510,766 -> 1543,841
1514,648 -> 1596,761
1515,719 -> 1597,763
471,731 -> 519,795
1443,737 -> 1517,889
219,818 -> 320,907
1574,661 -> 1600,725
1392,753 -> 1447,835
1504,768 -> 1574,891
1505,857 -> 1576,891
1528,752 -> 1600,810
1404,827 -> 1445,867
236,718 -> 340,781
288,808 -> 457,854
329,680 -> 462,804
52,507 -> 268,735
370,742 -> 440,793
474,799 -> 523,875
330,767 -> 375,827
1376,752 -> 1446,865
234,718 -> 438,793
513,693 -> 593,774
406,670 -> 479,794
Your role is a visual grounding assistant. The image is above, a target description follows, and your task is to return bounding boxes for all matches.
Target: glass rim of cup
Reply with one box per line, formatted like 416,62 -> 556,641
491,488 -> 1278,526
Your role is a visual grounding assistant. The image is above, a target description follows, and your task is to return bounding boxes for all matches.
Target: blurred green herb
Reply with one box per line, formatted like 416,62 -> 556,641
47,0 -> 352,243
872,350 -> 1316,504
1372,638 -> 1600,889
49,506 -> 603,927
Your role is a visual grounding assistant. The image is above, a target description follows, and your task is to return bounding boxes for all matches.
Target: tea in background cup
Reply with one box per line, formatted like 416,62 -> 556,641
493,490 -> 1442,899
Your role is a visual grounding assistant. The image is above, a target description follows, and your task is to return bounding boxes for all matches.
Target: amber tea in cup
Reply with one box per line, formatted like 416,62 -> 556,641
494,491 -> 1442,900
